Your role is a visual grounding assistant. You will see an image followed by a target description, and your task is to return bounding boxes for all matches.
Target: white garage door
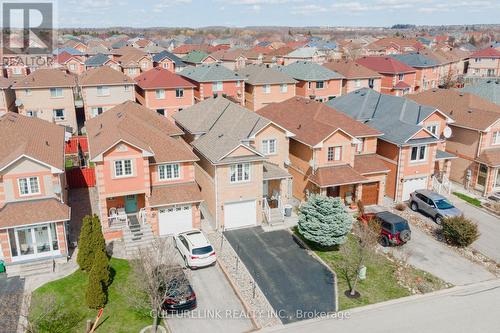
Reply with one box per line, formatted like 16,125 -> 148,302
224,200 -> 257,230
402,176 -> 428,201
158,205 -> 193,236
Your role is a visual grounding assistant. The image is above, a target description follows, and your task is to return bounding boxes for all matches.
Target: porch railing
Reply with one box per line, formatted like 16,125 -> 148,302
432,174 -> 451,195
263,197 -> 271,222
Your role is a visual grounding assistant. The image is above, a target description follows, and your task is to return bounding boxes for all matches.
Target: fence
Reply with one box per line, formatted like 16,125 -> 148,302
66,167 -> 96,188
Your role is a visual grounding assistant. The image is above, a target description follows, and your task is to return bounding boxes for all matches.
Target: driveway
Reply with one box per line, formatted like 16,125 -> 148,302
0,275 -> 25,333
167,260 -> 253,333
449,195 -> 500,263
224,227 -> 336,324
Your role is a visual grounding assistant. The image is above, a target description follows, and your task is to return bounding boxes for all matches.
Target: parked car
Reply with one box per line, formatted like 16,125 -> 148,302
174,229 -> 216,269
160,266 -> 197,312
375,211 -> 411,246
409,190 -> 462,224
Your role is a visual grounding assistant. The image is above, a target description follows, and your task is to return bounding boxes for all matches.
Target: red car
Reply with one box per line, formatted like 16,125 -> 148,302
375,211 -> 411,246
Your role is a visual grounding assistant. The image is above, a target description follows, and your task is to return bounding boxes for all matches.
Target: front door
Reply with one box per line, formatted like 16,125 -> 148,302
125,195 -> 138,213
476,164 -> 488,189
327,186 -> 340,198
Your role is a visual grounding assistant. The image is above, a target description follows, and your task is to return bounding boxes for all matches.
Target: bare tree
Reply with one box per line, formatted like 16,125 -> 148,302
334,219 -> 381,298
127,238 -> 192,333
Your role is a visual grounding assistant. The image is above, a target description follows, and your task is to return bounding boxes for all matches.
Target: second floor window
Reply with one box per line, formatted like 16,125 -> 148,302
25,89 -> 32,96
426,123 -> 439,136
493,131 -> 500,145
263,84 -> 271,94
355,138 -> 364,153
398,74 -> 404,81
156,89 -> 165,99
129,68 -> 138,75
158,163 -> 181,180
114,160 -> 133,177
212,81 -> 223,92
280,84 -> 288,93
262,139 -> 277,155
230,163 -> 250,183
163,62 -> 169,69
50,88 -> 63,98
327,146 -> 342,162
176,88 -> 184,98
18,177 -> 40,196
53,109 -> 65,121
97,86 -> 110,96
316,81 -> 325,89
410,145 -> 427,162
368,78 -> 375,88
355,79 -> 361,88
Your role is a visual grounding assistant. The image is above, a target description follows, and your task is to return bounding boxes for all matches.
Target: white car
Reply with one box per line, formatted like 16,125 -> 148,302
174,229 -> 216,269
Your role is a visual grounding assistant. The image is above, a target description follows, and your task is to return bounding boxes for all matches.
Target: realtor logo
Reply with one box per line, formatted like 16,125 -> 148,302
2,1 -> 54,54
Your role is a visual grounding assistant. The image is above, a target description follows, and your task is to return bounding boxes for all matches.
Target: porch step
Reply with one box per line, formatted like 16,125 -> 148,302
6,258 -> 55,278
123,222 -> 155,257
267,208 -> 284,224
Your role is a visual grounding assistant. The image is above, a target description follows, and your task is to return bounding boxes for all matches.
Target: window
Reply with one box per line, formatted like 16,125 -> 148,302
262,139 -> 277,155
280,83 -> 288,93
155,89 -> 165,99
410,145 -> 427,162
12,67 -> 22,75
316,81 -> 324,89
156,109 -> 165,116
128,68 -> 138,75
230,163 -> 250,183
263,84 -> 271,94
426,123 -> 439,136
114,160 -> 133,177
18,177 -> 40,196
354,79 -> 361,88
175,88 -> 184,98
53,109 -> 65,121
97,86 -> 110,96
69,64 -> 76,71
398,74 -> 404,81
236,81 -> 241,87
368,78 -> 375,88
50,88 -> 63,98
493,131 -> 500,145
212,81 -> 223,92
162,62 -> 169,69
355,138 -> 364,153
308,82 -> 312,89
26,110 -> 37,117
91,107 -> 104,118
124,85 -> 131,92
327,146 -> 342,161
141,62 -> 147,69
158,163 -> 181,180
25,89 -> 32,96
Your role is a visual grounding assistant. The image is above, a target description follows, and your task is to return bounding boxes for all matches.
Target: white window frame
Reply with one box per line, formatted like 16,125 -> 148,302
262,139 -> 277,155
162,62 -> 169,69
280,83 -> 288,93
141,61 -> 148,69
410,145 -> 427,163
354,79 -> 361,88
263,84 -> 271,94
175,88 -> 184,98
212,81 -> 223,92
327,146 -> 342,162
355,138 -> 364,153
230,163 -> 251,183
128,68 -> 138,75
18,177 -> 40,196
53,109 -> 65,121
50,88 -> 63,98
158,163 -> 181,180
316,81 -> 325,89
426,123 -> 440,136
493,131 -> 500,145
69,63 -> 76,71
12,67 -> 22,75
156,89 -> 165,99
114,159 -> 133,178
124,85 -> 131,92
97,85 -> 110,96
236,81 -> 241,87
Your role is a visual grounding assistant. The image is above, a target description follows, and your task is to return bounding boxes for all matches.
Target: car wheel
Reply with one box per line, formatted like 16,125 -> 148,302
399,230 -> 411,243
435,215 -> 444,225
380,236 -> 390,247
410,202 -> 418,212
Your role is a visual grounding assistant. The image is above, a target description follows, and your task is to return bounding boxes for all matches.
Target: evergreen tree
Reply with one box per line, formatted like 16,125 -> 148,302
93,247 -> 111,287
91,215 -> 106,255
77,215 -> 94,271
298,194 -> 353,247
85,266 -> 107,309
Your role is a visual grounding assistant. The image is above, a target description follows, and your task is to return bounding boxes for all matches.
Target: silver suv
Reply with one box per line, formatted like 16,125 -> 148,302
409,190 -> 462,225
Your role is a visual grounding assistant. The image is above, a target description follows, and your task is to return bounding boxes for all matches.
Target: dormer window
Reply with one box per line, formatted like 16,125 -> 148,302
18,177 -> 40,196
97,86 -> 110,96
50,88 -> 63,98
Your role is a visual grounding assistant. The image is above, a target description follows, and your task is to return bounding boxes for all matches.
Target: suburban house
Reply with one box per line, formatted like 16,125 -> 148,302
460,79 -> 500,106
114,47 -> 154,78
356,56 -> 417,96
418,48 -> 469,87
84,53 -> 121,71
180,63 -> 246,105
181,51 -> 218,67
258,97 -> 388,206
409,89 -> 500,197
236,64 -> 297,111
283,47 -> 326,65
173,96 -> 294,229
85,101 -> 202,240
78,66 -> 136,119
329,88 -> 455,202
63,39 -> 87,53
0,77 -> 16,115
363,38 -> 424,56
152,50 -> 187,73
172,44 -> 216,58
135,67 -> 195,118
390,53 -> 440,92
275,61 -> 344,102
210,49 -> 247,71
12,69 -> 78,133
2,55 -> 31,78
55,52 -> 86,75
322,60 -> 382,94
467,47 -> 500,77
0,113 -> 70,272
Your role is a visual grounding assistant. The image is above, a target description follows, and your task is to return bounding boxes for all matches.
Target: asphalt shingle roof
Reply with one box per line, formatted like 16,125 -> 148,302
276,61 -> 344,81
390,53 -> 438,68
236,64 -> 297,85
181,50 -> 210,64
152,50 -> 186,66
460,80 -> 500,106
180,63 -> 244,83
85,53 -> 113,67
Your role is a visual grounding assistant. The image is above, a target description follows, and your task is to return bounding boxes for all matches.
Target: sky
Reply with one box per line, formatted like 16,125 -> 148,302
57,0 -> 500,28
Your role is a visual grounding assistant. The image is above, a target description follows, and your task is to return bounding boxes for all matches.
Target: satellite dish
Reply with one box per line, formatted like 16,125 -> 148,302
443,126 -> 452,139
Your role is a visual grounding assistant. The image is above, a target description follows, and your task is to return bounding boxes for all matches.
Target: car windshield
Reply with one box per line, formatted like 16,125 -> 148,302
192,245 -> 213,255
435,199 -> 454,210
394,221 -> 409,232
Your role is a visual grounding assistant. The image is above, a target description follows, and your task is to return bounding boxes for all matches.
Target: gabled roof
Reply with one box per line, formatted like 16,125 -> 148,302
85,53 -> 116,67
276,61 -> 344,81
152,50 -> 186,66
53,47 -> 84,56
257,96 -> 381,147
329,88 -> 441,146
55,51 -> 83,65
135,67 -> 195,90
460,80 -> 500,106
356,56 -> 416,74
0,113 -> 65,172
309,164 -> 368,188
322,60 -> 381,79
173,44 -> 215,54
285,47 -> 323,58
13,68 -> 77,89
470,47 -> 500,59
476,147 -> 500,167
0,198 -> 70,229
86,101 -> 196,164
210,49 -> 246,62
180,63 -> 244,83
236,64 -> 297,85
182,50 -> 211,64
114,46 -> 149,65
408,89 -> 500,131
79,66 -> 134,86
173,96 -> 271,164
390,53 -> 438,68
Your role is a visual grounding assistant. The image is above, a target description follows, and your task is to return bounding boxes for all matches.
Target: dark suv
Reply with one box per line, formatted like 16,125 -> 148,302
375,211 -> 411,246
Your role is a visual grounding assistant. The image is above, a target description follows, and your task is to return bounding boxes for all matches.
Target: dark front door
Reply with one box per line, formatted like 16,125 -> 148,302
327,186 -> 340,197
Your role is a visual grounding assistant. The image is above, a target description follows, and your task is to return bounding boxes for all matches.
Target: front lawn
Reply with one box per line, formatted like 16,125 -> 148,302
453,192 -> 482,207
294,229 -> 448,310
31,258 -> 151,333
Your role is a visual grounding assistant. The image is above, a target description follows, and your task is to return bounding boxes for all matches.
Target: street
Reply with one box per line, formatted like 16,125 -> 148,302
262,278 -> 500,333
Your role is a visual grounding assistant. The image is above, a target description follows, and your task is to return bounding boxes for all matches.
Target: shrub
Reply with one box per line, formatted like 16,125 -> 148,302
77,215 -> 95,271
394,202 -> 407,211
85,265 -> 107,309
298,194 -> 353,247
441,215 -> 480,247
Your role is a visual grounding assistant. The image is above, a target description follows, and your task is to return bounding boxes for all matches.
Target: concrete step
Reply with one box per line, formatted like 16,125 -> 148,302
7,259 -> 54,278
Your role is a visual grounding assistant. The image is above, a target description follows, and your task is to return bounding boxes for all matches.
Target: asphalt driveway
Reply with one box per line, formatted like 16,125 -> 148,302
0,275 -> 25,333
224,227 -> 336,324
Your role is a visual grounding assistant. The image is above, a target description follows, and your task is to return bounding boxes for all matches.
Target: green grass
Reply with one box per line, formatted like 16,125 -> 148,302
294,228 -> 448,310
31,258 -> 151,333
453,192 -> 482,207
65,158 -> 74,169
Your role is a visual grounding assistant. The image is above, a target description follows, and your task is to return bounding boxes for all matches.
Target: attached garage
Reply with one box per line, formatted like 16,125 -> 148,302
361,182 -> 379,205
401,176 -> 428,201
158,205 -> 193,236
223,200 -> 257,230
